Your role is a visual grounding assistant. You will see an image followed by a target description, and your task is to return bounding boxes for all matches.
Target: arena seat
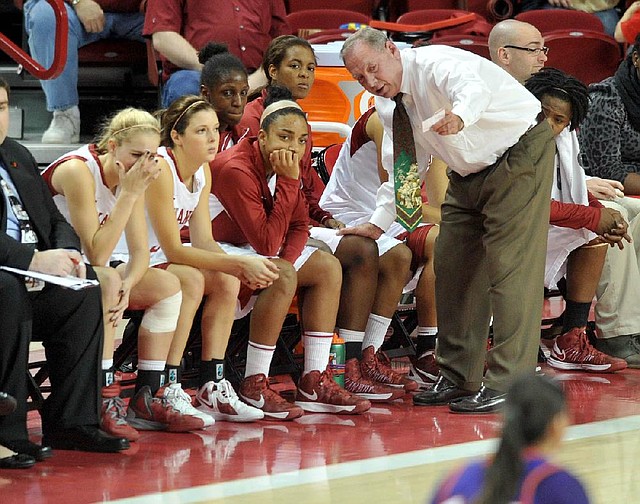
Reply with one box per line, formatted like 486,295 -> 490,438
515,9 -> 604,34
399,0 -> 503,22
285,0 -> 378,16
286,9 -> 370,39
305,29 -> 360,44
543,29 -> 621,85
298,70 -> 353,147
397,8 -> 487,25
396,9 -> 493,39
430,34 -> 491,60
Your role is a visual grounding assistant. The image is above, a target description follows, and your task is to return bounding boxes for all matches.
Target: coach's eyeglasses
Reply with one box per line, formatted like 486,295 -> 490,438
503,45 -> 550,56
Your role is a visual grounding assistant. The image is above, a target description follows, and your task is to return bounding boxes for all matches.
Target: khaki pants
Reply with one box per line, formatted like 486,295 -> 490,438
596,199 -> 640,338
434,121 -> 556,392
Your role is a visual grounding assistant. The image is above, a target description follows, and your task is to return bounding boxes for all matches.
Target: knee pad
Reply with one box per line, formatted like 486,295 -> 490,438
140,291 -> 182,333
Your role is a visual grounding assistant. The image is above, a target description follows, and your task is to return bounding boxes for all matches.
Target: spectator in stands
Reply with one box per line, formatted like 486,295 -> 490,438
143,0 -> 290,107
210,89 -> 371,417
577,34 -> 640,365
489,20 -> 631,373
429,373 -> 590,504
144,95 -> 279,423
615,1 -> 640,43
341,27 -> 556,414
518,0 -> 619,37
319,108 -> 448,388
41,107 -> 215,438
0,77 -> 129,460
240,35 -> 418,400
578,36 -> 640,196
23,0 -> 145,143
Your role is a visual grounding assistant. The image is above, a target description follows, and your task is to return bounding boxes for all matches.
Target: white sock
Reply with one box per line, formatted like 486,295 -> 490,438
337,328 -> 364,344
417,326 -> 438,337
303,332 -> 333,374
245,341 -> 276,378
137,359 -> 166,371
362,313 -> 392,351
102,359 -> 113,370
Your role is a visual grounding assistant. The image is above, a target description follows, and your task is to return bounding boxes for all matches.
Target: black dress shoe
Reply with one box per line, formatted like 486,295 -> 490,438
0,392 -> 17,416
413,375 -> 475,406
0,453 -> 36,469
449,386 -> 506,414
2,439 -> 53,461
43,426 -> 130,453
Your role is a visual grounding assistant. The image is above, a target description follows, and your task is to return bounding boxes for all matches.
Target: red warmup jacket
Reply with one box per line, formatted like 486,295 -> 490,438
240,92 -> 333,226
210,137 -> 310,264
550,192 -> 603,232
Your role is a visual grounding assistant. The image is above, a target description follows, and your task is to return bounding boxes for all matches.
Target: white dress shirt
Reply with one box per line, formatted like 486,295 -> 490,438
371,45 -> 542,231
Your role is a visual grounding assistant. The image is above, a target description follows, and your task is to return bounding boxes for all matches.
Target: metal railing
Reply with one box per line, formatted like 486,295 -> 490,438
0,0 -> 68,79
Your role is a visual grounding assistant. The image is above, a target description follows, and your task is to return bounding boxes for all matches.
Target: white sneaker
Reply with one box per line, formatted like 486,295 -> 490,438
41,106 -> 80,143
196,379 -> 264,423
163,383 -> 215,428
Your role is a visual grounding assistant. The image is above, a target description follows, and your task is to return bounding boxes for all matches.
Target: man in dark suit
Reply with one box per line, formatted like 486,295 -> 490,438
0,77 -> 129,463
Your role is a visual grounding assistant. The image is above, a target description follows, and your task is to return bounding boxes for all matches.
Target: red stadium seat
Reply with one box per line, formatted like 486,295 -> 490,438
286,9 -> 370,39
515,9 -> 604,34
430,34 -> 492,60
397,9 -> 493,38
306,29 -> 359,44
542,29 -> 622,85
286,0 -> 377,16
402,0 -> 503,22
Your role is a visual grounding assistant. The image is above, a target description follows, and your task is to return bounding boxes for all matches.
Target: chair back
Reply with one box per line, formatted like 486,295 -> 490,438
515,9 -> 604,33
429,34 -> 491,60
543,29 -> 621,85
286,9 -> 370,39
315,143 -> 343,185
398,9 -> 493,38
286,0 -> 376,16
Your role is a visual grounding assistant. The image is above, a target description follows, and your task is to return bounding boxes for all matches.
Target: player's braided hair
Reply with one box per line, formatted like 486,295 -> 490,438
524,67 -> 590,131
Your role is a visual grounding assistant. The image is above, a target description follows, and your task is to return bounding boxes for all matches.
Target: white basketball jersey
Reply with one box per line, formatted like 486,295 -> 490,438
148,146 -> 206,265
43,144 -> 129,266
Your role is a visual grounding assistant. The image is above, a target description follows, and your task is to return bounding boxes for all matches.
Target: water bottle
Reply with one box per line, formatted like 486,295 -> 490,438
329,334 -> 345,387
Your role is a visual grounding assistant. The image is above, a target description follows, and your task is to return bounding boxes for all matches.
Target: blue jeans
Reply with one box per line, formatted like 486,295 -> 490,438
23,0 -> 144,112
162,70 -> 201,108
593,9 -> 621,37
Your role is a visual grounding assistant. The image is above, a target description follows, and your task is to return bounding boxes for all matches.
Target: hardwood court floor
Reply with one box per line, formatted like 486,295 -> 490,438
2,363 -> 639,504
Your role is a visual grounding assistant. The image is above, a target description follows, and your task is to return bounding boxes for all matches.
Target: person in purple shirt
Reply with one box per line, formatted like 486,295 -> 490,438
430,373 -> 590,504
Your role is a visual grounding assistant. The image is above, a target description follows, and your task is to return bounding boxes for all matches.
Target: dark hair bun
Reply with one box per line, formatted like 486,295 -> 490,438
199,42 -> 230,65
264,85 -> 295,107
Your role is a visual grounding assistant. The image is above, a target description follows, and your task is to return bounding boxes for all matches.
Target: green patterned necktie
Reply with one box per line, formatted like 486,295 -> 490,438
393,93 -> 422,232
